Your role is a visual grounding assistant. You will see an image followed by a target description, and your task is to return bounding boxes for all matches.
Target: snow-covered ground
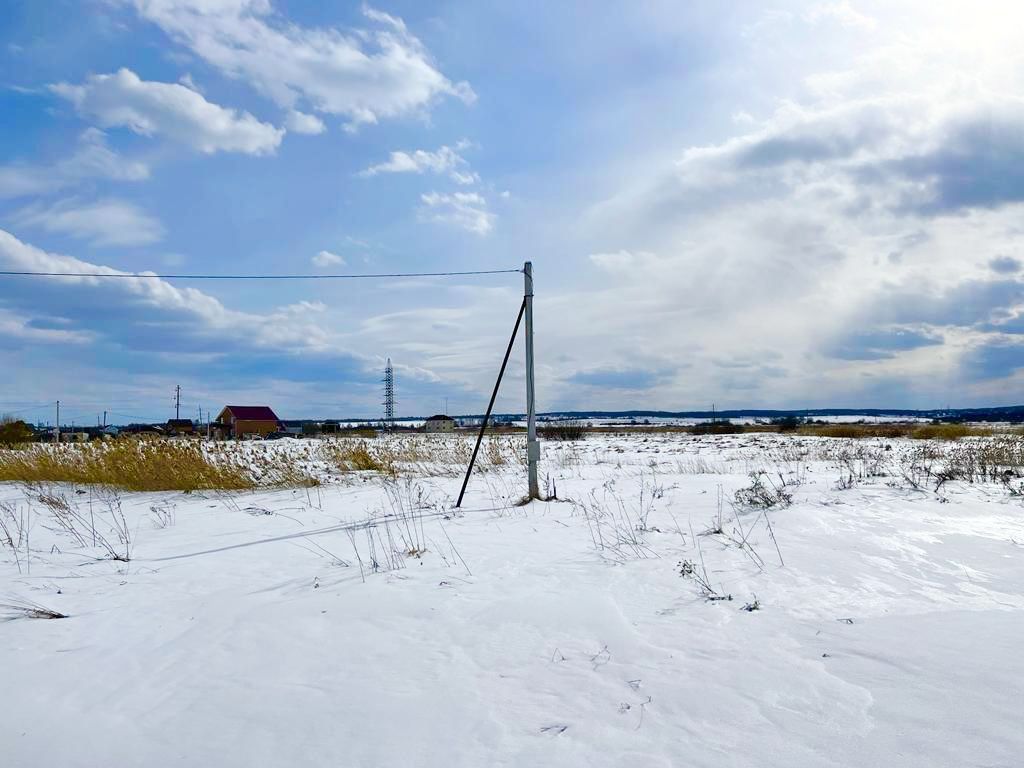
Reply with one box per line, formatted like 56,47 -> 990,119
2,433 -> 1022,767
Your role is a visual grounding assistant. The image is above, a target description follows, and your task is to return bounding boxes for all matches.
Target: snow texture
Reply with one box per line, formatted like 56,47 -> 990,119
1,433 -> 1022,767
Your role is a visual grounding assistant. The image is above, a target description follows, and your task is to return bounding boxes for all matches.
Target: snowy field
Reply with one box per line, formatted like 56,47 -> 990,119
2,433 -> 1022,767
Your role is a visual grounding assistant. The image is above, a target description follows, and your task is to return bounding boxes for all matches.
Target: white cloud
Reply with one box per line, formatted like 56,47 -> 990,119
360,141 -> 478,184
805,2 -> 877,30
0,307 -> 94,345
11,198 -> 165,247
0,129 -> 149,200
129,1 -> 474,130
178,73 -> 202,92
0,167 -> 59,200
0,228 -> 334,352
64,128 -> 152,181
50,68 -> 284,155
588,250 -> 658,272
312,250 -> 345,267
548,5 -> 1024,408
419,191 -> 494,235
286,110 -> 326,135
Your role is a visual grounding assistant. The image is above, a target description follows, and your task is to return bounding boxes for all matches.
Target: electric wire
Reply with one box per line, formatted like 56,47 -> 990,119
0,268 -> 522,280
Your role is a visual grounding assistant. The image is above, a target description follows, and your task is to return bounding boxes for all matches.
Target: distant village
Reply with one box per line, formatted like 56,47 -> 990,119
12,405 -> 519,443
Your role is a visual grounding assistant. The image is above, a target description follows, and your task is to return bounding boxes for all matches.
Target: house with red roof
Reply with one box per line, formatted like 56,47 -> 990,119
215,405 -> 281,439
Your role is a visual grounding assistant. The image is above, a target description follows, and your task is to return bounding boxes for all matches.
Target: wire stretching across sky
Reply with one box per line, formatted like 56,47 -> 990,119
0,268 -> 523,280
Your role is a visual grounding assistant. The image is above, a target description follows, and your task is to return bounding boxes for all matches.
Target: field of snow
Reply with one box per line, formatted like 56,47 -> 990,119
2,433 -> 1022,767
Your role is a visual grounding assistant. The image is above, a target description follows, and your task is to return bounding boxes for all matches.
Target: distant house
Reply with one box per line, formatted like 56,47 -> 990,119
216,405 -> 280,439
423,414 -> 455,434
166,419 -> 195,436
122,424 -> 165,437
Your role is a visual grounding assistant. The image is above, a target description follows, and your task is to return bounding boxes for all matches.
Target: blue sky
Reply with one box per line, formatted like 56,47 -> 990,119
2,0 -> 1024,424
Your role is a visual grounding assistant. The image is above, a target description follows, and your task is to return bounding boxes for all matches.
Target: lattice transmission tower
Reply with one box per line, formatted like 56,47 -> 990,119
382,358 -> 395,431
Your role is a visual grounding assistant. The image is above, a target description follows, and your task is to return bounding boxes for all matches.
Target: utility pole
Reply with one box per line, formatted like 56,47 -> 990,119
524,261 -> 539,499
175,385 -> 181,421
55,400 -> 60,444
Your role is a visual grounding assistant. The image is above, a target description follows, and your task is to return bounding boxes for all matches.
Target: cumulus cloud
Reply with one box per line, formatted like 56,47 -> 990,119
419,191 -> 494,235
360,141 -> 478,184
50,68 -> 284,155
0,228 -> 510,415
312,250 -> 345,268
10,198 -> 164,247
0,128 -> 149,199
561,7 -> 1024,407
0,227 -> 340,357
128,1 -> 474,130
285,110 -> 326,135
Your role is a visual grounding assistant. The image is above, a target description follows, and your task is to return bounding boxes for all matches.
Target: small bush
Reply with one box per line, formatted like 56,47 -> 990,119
770,416 -> 803,432
0,416 -> 33,446
689,420 -> 744,435
538,421 -> 586,441
734,472 -> 793,508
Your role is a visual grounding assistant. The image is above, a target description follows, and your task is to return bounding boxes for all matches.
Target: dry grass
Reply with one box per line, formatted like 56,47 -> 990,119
908,423 -> 992,440
796,424 -> 910,439
0,440 -> 304,491
318,434 -> 522,478
1,597 -> 67,621
319,439 -> 396,475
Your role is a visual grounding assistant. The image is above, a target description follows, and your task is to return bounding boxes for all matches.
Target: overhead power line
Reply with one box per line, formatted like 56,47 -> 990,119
0,268 -> 523,280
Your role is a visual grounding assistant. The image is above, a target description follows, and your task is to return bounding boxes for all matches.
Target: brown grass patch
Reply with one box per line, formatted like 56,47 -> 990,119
0,440 -> 299,491
908,423 -> 992,440
319,439 -> 396,475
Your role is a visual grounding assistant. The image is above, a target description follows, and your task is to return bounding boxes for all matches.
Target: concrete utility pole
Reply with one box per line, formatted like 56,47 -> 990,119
524,261 -> 540,499
55,400 -> 60,444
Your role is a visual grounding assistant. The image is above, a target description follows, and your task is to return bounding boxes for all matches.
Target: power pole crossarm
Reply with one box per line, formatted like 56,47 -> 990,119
524,261 -> 540,500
